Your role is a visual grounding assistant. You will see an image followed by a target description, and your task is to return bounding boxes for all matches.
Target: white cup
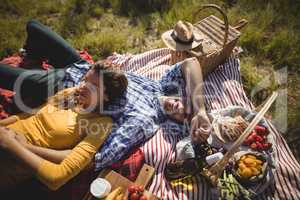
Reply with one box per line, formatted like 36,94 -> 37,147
90,178 -> 112,199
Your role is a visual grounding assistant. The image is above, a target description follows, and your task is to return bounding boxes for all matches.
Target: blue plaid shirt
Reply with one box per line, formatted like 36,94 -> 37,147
62,59 -> 92,88
62,59 -> 187,170
94,62 -> 188,170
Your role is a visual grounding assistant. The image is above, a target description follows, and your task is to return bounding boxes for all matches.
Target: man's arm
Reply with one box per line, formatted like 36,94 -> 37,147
180,57 -> 206,116
180,57 -> 211,143
94,114 -> 152,170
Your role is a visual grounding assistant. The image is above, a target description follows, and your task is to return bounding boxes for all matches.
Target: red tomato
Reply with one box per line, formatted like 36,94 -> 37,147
130,192 -> 139,200
250,130 -> 257,137
139,195 -> 148,200
255,125 -> 267,134
262,143 -> 269,150
265,142 -> 272,149
247,135 -> 255,143
128,185 -> 137,193
256,142 -> 263,150
254,135 -> 264,143
243,139 -> 250,146
250,143 -> 257,150
137,185 -> 144,192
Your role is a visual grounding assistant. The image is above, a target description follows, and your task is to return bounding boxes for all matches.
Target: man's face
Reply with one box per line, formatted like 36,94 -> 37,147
160,96 -> 185,122
76,69 -> 108,110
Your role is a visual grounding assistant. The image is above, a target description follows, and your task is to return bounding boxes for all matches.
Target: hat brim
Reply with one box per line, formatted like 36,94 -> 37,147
161,29 -> 204,51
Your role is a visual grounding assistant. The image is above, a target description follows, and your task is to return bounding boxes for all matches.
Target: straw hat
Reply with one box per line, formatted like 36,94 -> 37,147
161,20 -> 204,51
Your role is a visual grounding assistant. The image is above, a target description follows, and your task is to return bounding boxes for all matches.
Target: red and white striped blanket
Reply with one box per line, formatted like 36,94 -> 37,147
108,48 -> 300,200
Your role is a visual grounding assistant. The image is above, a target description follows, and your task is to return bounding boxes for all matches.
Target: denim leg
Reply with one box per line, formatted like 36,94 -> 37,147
24,20 -> 81,68
0,63 -> 65,110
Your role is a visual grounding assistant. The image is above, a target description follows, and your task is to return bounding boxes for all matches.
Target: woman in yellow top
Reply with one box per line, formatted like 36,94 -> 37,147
0,62 -> 128,191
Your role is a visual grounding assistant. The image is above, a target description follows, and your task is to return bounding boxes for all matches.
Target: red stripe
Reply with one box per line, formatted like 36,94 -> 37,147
268,124 -> 300,199
205,78 -> 223,109
160,132 -> 167,198
272,135 -> 292,199
209,72 -> 230,107
152,132 -> 162,195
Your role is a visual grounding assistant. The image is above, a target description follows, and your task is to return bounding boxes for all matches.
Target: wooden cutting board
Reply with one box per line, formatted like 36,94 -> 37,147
83,164 -> 157,200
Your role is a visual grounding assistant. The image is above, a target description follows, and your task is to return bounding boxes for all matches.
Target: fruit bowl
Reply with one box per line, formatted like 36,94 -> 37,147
232,151 -> 268,186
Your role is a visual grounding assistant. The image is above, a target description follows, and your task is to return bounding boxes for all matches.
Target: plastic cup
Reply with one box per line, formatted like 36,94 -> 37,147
90,178 -> 112,199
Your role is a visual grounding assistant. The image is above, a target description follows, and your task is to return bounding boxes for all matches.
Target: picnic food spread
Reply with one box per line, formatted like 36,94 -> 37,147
164,103 -> 277,199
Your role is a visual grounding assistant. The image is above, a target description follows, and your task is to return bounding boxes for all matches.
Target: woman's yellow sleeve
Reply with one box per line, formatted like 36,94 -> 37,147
36,117 -> 112,191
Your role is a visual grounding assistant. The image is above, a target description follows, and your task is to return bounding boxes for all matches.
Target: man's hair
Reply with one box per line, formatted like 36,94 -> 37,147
92,60 -> 128,103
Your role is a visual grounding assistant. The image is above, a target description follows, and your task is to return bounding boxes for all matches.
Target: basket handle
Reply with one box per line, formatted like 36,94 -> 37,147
192,4 -> 229,47
233,19 -> 248,31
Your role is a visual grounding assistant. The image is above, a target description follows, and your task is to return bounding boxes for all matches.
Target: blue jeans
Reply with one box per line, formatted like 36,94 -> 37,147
0,20 -> 82,112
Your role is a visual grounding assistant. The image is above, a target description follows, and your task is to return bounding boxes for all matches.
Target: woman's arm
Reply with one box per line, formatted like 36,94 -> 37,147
0,127 -> 43,174
0,115 -> 18,126
25,144 -> 71,164
14,132 -> 71,164
0,117 -> 112,191
36,117 -> 112,191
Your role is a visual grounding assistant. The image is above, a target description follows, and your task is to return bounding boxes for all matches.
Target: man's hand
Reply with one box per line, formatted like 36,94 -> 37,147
190,112 -> 211,143
0,126 -> 17,149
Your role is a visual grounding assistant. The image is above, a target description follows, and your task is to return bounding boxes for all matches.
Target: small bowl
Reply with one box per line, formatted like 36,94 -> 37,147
90,178 -> 111,199
233,151 -> 268,186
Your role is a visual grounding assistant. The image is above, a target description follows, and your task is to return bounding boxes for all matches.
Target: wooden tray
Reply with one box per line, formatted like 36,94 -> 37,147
83,164 -> 157,200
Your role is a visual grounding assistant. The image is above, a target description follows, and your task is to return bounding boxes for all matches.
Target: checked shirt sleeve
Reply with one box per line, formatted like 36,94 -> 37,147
94,112 -> 158,170
63,59 -> 91,88
159,62 -> 186,96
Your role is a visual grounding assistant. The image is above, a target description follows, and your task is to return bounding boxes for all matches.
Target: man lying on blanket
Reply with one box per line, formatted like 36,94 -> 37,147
95,56 -> 212,170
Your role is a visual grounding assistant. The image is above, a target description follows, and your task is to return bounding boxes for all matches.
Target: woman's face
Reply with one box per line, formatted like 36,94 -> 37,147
160,96 -> 185,122
76,69 -> 108,110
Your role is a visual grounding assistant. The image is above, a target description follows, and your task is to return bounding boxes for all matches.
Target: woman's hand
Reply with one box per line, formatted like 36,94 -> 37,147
15,132 -> 28,146
190,112 -> 211,143
0,126 -> 18,149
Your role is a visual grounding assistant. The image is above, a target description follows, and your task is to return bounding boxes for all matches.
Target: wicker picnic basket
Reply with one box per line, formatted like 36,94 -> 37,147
188,4 -> 247,75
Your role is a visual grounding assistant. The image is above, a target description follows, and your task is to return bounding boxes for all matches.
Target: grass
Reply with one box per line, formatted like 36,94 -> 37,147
0,0 -> 299,153
71,28 -> 128,58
